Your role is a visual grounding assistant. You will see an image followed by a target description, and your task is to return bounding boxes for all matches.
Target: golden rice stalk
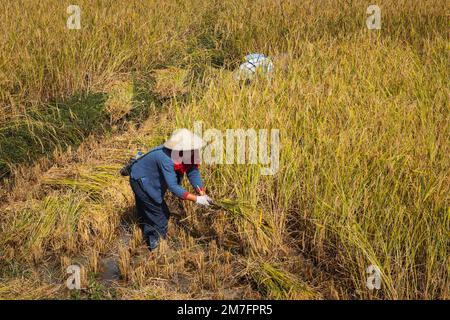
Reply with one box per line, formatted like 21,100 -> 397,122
118,244 -> 131,280
0,279 -> 62,300
153,67 -> 190,98
247,260 -> 319,300
105,79 -> 134,123
42,165 -> 121,200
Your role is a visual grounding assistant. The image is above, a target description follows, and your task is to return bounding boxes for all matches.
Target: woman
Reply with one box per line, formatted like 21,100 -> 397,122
129,128 -> 212,250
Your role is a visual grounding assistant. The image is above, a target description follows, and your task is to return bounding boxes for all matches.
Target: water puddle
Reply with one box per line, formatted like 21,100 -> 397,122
99,257 -> 120,282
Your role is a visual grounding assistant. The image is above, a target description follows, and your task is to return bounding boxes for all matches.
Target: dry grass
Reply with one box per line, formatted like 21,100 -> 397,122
0,0 -> 448,299
153,67 -> 191,99
104,80 -> 134,123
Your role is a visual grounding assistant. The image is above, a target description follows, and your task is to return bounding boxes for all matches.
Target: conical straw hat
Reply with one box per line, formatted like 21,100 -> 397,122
163,128 -> 205,151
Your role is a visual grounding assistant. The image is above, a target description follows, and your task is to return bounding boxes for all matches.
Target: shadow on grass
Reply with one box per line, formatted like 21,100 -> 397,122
0,93 -> 108,179
0,77 -> 163,181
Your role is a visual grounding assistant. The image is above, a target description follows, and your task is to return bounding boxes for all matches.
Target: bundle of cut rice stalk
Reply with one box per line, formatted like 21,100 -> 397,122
209,198 -> 255,226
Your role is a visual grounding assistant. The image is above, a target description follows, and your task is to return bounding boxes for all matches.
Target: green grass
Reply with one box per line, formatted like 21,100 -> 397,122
0,93 -> 108,178
0,77 -> 163,179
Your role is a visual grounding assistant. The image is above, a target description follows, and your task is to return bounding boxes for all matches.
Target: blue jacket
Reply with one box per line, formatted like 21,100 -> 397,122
130,145 -> 204,203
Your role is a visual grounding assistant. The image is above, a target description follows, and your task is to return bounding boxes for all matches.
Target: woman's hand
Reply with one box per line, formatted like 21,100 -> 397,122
185,187 -> 213,206
196,195 -> 213,206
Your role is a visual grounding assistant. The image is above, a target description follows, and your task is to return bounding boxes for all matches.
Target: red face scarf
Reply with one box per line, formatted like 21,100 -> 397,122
173,163 -> 198,174
173,151 -> 200,174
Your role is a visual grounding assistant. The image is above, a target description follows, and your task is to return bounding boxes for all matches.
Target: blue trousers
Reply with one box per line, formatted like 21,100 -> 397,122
129,178 -> 170,250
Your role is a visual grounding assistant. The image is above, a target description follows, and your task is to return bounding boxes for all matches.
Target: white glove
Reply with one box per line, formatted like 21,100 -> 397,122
196,195 -> 212,206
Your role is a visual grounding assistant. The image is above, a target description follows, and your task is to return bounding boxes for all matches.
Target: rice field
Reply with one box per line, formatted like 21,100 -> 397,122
0,0 -> 448,300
